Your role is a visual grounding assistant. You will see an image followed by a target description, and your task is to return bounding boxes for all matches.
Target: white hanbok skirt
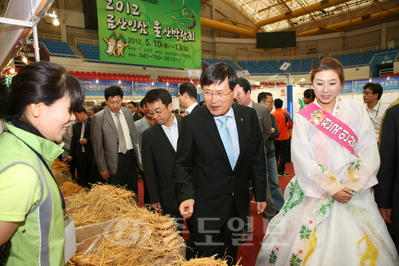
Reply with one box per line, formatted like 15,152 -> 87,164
256,177 -> 399,266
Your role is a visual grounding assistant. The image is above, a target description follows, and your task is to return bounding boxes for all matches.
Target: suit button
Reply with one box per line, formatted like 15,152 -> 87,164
229,192 -> 235,196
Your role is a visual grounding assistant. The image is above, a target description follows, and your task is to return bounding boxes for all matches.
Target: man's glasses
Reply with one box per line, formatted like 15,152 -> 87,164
362,91 -> 374,95
148,106 -> 166,117
202,90 -> 232,98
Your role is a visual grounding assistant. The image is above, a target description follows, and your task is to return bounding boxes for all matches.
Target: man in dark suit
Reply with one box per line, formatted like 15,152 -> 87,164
65,106 -> 98,188
127,101 -> 142,121
141,89 -> 183,225
235,78 -> 284,222
91,86 -> 139,194
375,97 -> 399,250
177,82 -> 199,115
173,62 -> 267,265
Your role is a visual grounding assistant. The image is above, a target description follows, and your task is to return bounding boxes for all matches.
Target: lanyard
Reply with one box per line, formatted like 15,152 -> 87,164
5,130 -> 66,210
368,102 -> 380,124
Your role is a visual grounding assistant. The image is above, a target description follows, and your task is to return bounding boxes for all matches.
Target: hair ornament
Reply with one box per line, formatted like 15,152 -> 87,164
5,74 -> 15,88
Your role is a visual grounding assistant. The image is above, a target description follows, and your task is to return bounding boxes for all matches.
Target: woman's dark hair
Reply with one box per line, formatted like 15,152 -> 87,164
200,62 -> 237,90
0,61 -> 84,120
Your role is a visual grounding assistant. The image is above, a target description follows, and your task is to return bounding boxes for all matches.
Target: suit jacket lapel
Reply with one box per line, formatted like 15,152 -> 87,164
84,118 -> 91,138
200,107 -> 231,168
153,123 -> 175,153
233,104 -> 245,170
104,109 -> 118,134
122,107 -> 138,144
75,122 -> 82,138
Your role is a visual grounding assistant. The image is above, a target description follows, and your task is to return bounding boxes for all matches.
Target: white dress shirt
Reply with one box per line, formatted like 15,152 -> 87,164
365,101 -> 387,142
161,115 -> 179,151
109,108 -> 134,152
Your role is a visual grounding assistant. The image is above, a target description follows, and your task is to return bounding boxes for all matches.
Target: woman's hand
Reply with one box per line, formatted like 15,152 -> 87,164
332,188 -> 353,203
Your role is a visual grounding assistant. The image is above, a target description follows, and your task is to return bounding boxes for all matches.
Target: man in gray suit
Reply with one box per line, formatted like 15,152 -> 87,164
91,86 -> 140,194
234,78 -> 284,220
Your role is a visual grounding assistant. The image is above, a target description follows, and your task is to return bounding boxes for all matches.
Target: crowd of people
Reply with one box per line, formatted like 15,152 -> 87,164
0,59 -> 399,266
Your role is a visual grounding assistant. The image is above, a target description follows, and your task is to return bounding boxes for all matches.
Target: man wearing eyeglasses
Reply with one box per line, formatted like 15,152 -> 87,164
363,82 -> 387,142
91,86 -> 140,195
141,89 -> 183,228
173,62 -> 267,265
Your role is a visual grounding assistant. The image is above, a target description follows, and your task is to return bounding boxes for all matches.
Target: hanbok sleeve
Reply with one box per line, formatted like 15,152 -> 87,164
292,114 -> 345,199
341,102 -> 379,192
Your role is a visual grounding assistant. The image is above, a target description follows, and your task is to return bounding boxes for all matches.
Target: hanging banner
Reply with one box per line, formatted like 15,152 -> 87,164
342,81 -> 353,93
81,79 -> 133,96
133,82 -> 178,96
352,77 -> 399,93
96,0 -> 201,69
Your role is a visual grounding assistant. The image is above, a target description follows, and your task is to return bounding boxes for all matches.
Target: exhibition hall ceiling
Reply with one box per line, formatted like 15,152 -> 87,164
217,0 -> 399,36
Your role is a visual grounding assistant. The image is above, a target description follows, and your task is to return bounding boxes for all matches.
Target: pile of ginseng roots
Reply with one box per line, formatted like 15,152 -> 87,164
62,182 -> 241,266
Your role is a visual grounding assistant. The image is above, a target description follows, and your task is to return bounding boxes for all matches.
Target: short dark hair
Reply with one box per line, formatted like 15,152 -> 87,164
139,98 -> 146,108
0,61 -> 84,120
363,82 -> 383,100
200,62 -> 237,91
274,98 -> 283,108
237,78 -> 251,94
73,106 -> 87,113
178,82 -> 197,99
104,86 -> 123,100
101,101 -> 107,107
303,89 -> 315,101
128,101 -> 139,107
145,89 -> 172,106
92,105 -> 104,114
257,92 -> 272,103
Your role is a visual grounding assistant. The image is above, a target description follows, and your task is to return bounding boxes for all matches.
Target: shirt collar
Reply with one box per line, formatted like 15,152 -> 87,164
161,114 -> 178,130
367,101 -> 380,111
186,102 -> 198,114
108,108 -> 122,116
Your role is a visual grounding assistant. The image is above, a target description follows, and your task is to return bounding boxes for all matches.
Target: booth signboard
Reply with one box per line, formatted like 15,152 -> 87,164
96,0 -> 201,69
133,82 -> 178,97
81,79 -> 133,96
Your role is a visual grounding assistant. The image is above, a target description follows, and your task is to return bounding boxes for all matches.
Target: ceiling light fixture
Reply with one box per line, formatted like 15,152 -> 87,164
45,10 -> 59,26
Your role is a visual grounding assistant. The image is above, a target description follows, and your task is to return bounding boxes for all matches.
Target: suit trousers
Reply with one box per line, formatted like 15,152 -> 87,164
186,199 -> 241,266
274,139 -> 290,174
76,153 -> 92,188
108,151 -> 138,196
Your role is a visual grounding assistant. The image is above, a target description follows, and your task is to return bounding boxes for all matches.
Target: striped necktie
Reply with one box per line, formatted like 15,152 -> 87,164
115,112 -> 127,154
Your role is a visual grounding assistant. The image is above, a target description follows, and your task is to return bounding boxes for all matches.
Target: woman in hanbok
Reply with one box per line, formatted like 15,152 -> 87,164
256,57 -> 398,266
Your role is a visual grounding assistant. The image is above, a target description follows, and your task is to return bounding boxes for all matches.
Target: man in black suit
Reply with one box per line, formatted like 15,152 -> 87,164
375,97 -> 399,250
177,82 -> 199,115
128,101 -> 142,121
65,106 -> 97,188
173,62 -> 267,265
141,89 -> 183,225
